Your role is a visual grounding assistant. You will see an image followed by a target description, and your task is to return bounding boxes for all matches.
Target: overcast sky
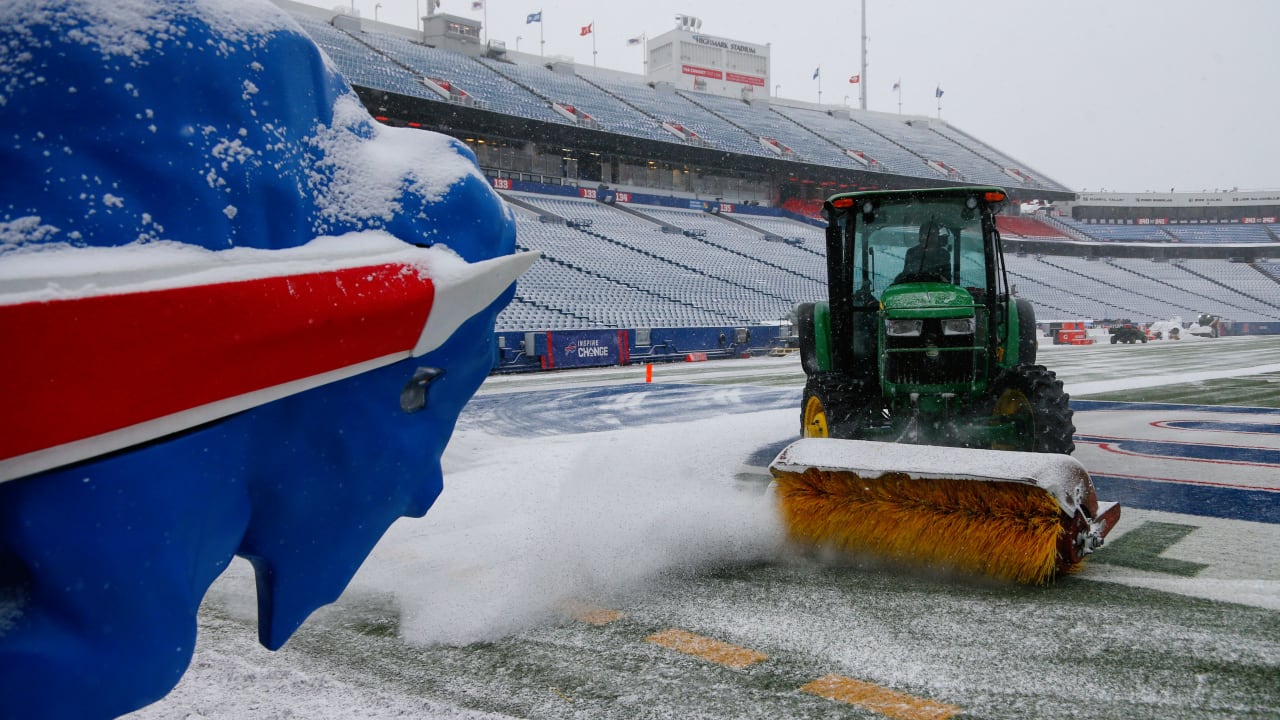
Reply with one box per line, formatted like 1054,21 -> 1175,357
312,0 -> 1278,194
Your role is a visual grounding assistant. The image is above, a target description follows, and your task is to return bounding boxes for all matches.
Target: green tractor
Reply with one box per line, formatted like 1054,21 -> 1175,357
796,187 -> 1074,453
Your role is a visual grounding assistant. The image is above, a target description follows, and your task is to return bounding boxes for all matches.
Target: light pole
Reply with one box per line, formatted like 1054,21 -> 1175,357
774,84 -> 781,97
374,3 -> 381,21
516,35 -> 522,51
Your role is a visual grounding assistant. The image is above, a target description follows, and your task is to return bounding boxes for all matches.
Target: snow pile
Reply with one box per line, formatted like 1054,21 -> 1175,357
342,411 -> 790,646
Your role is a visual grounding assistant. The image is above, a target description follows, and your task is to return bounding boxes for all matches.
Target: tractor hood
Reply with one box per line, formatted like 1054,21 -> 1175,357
881,283 -> 974,318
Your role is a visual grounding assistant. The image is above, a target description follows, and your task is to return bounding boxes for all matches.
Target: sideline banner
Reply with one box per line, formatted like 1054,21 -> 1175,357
542,329 -> 631,369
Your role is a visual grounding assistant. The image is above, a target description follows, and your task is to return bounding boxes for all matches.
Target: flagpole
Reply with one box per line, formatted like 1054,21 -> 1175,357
483,2 -> 488,46
592,20 -> 597,68
540,16 -> 544,56
936,84 -> 942,119
896,80 -> 902,115
859,0 -> 868,110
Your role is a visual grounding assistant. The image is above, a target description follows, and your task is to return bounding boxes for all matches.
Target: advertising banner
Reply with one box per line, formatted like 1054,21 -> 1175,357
681,64 -> 723,80
726,72 -> 764,87
541,329 -> 631,369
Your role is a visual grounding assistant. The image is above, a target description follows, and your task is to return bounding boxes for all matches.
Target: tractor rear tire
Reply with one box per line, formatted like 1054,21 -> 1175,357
989,364 -> 1075,454
796,302 -> 821,376
1015,298 -> 1038,365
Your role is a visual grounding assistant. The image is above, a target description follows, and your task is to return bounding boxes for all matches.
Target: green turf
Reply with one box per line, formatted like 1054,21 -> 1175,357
1074,372 -> 1280,407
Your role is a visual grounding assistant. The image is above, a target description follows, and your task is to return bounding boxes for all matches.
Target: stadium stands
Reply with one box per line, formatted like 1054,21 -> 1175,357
1164,225 -> 1277,244
357,32 -> 569,124
291,14 -> 429,100
677,92 -> 860,170
995,216 -> 1070,240
477,59 -> 675,141
285,5 -> 1076,194
578,73 -> 768,157
282,4 -> 1280,336
1054,217 -> 1175,242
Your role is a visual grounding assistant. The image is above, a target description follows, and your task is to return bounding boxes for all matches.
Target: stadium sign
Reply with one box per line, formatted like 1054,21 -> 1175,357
538,329 -> 632,369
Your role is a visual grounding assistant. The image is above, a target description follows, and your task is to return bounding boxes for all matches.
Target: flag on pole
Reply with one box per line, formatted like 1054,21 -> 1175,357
892,79 -> 900,91
936,85 -> 944,98
812,66 -> 820,80
848,74 -> 860,84
526,11 -> 541,23
627,34 -> 644,46
471,0 -> 482,9
580,22 -> 593,36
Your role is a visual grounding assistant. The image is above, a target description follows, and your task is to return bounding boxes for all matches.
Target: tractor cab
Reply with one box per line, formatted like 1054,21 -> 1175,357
822,188 -> 1019,401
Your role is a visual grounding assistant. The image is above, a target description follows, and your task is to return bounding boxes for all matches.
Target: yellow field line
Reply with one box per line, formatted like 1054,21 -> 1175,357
574,607 -> 624,626
564,601 -> 624,626
801,674 -> 961,720
645,628 -> 768,670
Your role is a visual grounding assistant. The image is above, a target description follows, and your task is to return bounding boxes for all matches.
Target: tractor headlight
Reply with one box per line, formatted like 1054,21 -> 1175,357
886,319 -> 923,337
942,318 -> 976,336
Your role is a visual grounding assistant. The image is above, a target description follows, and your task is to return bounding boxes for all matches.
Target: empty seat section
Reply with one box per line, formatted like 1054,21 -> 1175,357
680,92 -> 858,169
580,75 -> 766,157
291,14 -> 429,99
355,33 -> 566,124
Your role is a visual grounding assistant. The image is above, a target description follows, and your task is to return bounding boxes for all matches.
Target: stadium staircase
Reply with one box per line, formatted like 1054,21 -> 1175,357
930,123 -> 1050,190
501,193 -> 566,221
1173,263 -> 1280,313
768,106 -> 862,165
846,117 -> 937,174
576,74 -> 674,141
1102,261 -> 1280,321
623,207 -> 825,285
1038,215 -> 1098,243
674,92 -> 766,152
1035,256 -> 1198,319
571,225 -> 795,307
596,199 -> 683,233
697,210 -> 826,260
515,243 -> 737,325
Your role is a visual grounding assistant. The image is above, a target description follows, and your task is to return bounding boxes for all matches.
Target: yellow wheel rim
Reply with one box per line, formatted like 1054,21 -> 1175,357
992,389 -> 1032,450
803,395 -> 829,438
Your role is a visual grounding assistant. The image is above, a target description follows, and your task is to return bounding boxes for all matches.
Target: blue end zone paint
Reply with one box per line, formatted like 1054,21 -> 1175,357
461,384 -> 800,437
1072,400 -> 1280,416
1160,421 -> 1280,435
1091,474 -> 1280,525
1075,436 -> 1280,467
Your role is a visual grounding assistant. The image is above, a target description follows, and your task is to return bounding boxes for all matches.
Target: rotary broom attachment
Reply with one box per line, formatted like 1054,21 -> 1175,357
770,439 -> 1121,584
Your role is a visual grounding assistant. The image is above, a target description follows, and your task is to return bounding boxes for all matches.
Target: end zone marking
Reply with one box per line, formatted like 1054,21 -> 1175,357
1090,521 -> 1208,576
800,674 -> 960,720
645,628 -> 767,669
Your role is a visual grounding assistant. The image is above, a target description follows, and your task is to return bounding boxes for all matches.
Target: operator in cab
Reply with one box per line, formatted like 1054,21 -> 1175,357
896,218 -> 952,284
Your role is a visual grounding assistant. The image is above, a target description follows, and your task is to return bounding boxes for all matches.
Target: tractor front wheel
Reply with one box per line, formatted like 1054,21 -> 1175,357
801,375 -> 868,439
989,364 -> 1075,454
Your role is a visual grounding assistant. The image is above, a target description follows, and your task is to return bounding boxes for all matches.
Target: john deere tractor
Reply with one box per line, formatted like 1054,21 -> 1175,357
796,187 -> 1074,453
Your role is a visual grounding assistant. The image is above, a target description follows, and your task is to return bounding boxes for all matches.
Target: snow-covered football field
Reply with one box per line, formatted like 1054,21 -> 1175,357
130,335 -> 1280,719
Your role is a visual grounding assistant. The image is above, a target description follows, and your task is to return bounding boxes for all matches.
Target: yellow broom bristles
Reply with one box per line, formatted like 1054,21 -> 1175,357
773,467 -> 1065,584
